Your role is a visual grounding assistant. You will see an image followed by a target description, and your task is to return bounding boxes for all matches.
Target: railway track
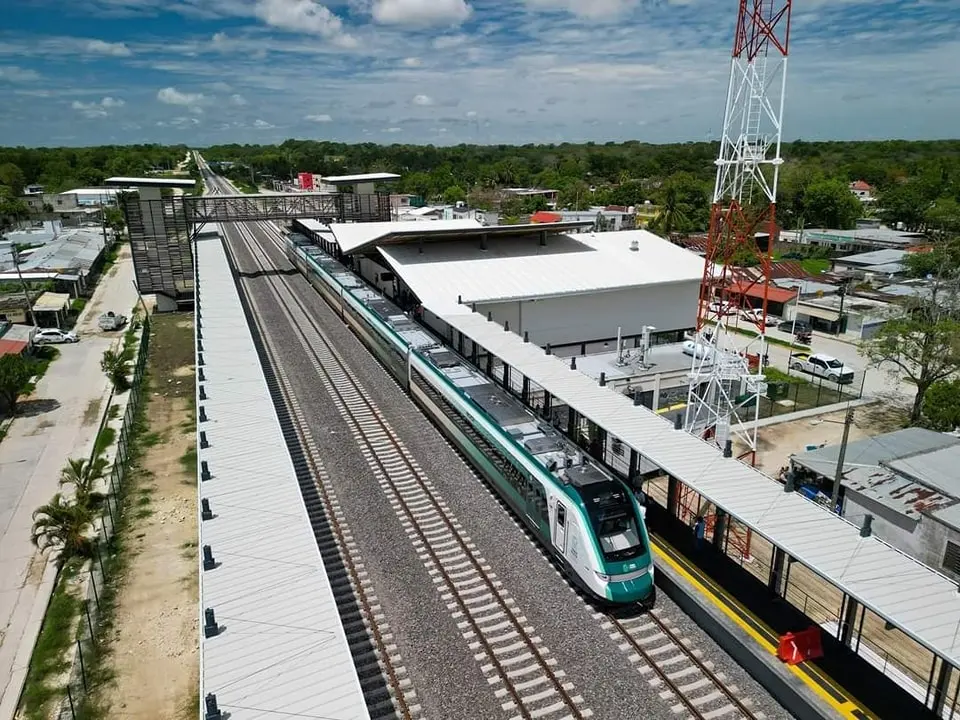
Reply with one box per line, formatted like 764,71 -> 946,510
227,219 -> 594,720
206,166 -> 774,720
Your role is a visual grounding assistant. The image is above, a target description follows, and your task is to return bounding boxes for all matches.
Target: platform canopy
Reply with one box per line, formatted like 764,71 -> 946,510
104,176 -> 196,188
322,172 -> 401,185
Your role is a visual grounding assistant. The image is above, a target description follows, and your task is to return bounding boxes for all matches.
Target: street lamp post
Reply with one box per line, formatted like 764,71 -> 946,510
836,279 -> 849,336
11,247 -> 37,327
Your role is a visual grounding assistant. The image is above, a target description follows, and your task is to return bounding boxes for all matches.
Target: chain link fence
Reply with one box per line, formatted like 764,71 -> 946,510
55,314 -> 151,720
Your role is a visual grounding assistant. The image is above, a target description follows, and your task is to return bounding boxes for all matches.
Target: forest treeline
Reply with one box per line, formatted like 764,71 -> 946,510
1,139 -> 959,235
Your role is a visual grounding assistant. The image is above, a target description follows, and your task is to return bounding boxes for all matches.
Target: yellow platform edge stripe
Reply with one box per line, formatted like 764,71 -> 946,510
651,538 -> 873,720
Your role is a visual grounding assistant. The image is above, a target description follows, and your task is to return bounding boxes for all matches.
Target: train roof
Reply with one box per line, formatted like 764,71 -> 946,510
288,234 -> 626,504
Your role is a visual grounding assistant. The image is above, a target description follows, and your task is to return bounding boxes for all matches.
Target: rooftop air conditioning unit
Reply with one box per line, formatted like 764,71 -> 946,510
629,239 -> 639,252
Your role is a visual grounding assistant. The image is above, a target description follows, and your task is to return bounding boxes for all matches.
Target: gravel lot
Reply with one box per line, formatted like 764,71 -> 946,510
227,223 -> 794,720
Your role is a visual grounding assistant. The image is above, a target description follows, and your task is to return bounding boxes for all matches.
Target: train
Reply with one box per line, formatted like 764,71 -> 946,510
285,233 -> 656,607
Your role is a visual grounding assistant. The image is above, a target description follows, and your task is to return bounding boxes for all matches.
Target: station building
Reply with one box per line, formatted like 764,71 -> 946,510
292,219 -> 705,351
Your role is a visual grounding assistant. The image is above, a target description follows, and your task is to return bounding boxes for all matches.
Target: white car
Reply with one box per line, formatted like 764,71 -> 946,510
682,339 -> 716,362
34,328 -> 79,345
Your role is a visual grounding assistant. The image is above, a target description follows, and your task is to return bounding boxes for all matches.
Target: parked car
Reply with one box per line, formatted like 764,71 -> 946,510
777,320 -> 812,335
739,308 -> 773,328
682,339 -> 716,362
708,300 -> 737,318
34,328 -> 79,345
98,311 -> 128,331
789,352 -> 855,384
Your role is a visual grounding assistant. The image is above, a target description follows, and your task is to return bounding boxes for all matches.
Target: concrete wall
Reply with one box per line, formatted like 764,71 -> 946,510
843,491 -> 960,578
476,280 -> 699,348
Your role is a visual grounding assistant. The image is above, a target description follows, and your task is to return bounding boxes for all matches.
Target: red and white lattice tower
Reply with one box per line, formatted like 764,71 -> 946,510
684,0 -> 792,462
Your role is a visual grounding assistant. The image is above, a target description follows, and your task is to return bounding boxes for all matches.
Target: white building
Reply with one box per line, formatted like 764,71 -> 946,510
294,219 -> 704,349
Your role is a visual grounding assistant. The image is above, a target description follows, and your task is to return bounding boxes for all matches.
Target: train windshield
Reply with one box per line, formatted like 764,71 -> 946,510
583,486 -> 646,562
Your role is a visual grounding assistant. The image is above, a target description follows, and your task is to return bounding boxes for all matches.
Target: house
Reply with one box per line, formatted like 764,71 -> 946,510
849,180 -> 876,203
501,187 -> 559,208
832,248 -> 909,278
790,428 -> 960,581
557,207 -> 637,232
780,227 -> 926,253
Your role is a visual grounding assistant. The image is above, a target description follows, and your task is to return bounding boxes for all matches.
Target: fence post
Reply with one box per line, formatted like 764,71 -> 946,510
96,543 -> 107,579
67,685 -> 77,719
76,639 -> 88,692
89,567 -> 99,609
85,599 -> 95,641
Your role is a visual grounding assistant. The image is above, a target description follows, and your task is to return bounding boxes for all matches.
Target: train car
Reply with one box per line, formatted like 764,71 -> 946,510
285,234 -> 656,606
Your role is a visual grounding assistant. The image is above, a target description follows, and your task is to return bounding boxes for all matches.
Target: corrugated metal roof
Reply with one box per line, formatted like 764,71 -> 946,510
32,291 -> 70,312
19,228 -> 105,272
195,233 -> 370,720
441,309 -> 960,670
842,466 -> 955,520
886,445 -> 960,497
792,428 -> 959,479
104,176 -> 196,188
0,339 -> 27,356
380,229 -> 703,309
834,249 -> 907,267
323,172 -> 401,184
306,219 -> 482,253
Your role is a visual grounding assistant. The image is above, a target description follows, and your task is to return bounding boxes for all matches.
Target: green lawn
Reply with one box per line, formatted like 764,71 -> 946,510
800,257 -> 831,275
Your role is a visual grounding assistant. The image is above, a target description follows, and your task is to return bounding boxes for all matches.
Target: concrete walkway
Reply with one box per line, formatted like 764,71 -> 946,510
0,246 -> 140,719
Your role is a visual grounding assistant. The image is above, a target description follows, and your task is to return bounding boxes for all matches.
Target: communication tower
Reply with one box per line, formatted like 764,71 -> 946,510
684,0 -> 793,461
681,0 -> 793,559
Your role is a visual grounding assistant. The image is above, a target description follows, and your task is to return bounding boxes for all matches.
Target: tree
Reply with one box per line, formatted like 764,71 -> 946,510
0,162 -> 26,196
877,181 -> 935,231
101,348 -> 130,391
800,178 -> 863,229
104,206 -> 126,233
861,287 -> 960,424
442,185 -> 466,205
922,378 -> 960,431
0,354 -> 36,416
31,493 -> 93,561
59,457 -> 108,509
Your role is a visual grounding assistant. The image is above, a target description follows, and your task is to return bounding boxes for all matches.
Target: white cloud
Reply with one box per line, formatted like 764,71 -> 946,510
372,0 -> 472,26
85,39 -> 132,56
383,127 -> 402,132
230,93 -> 248,105
523,0 -> 637,19
305,113 -> 333,122
0,65 -> 41,83
402,57 -> 422,67
71,96 -> 125,118
255,0 -> 358,46
157,86 -> 205,106
254,119 -> 275,128
412,94 -> 434,106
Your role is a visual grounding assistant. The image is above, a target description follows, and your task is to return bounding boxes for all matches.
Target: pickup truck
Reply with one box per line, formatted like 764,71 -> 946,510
789,352 -> 855,385
98,311 -> 127,331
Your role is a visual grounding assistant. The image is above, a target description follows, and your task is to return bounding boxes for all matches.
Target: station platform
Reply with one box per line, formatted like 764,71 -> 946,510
645,501 -> 932,720
194,227 -> 370,720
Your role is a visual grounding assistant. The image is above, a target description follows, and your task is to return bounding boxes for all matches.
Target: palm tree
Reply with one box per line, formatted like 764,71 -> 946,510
649,184 -> 689,237
100,348 -> 130,391
59,457 -> 108,509
31,494 -> 93,560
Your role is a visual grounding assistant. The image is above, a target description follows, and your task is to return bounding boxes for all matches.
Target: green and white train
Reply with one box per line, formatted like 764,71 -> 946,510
286,234 -> 656,607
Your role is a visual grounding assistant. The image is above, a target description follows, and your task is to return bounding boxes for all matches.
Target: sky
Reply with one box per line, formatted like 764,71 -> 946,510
0,0 -> 959,148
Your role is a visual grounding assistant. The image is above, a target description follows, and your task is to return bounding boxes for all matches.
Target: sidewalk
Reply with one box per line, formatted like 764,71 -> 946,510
0,246 -> 140,719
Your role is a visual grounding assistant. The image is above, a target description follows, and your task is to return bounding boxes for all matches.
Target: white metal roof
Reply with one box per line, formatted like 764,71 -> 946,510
441,309 -> 960,670
323,172 -> 401,184
380,229 -> 704,310
195,234 -> 370,720
315,219 -> 483,254
104,175 -> 196,188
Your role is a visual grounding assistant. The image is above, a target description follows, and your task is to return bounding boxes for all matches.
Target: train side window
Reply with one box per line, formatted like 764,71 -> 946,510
557,505 -> 566,527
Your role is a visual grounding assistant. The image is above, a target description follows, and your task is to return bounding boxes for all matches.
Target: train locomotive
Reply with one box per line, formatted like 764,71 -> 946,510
285,233 -> 656,607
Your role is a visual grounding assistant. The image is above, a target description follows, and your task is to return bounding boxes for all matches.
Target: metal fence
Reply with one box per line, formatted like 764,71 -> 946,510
56,315 -> 151,720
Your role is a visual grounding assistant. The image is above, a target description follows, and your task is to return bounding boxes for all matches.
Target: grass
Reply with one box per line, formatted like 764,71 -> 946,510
71,298 -> 88,313
19,559 -> 84,720
179,445 -> 196,474
23,346 -> 61,396
93,427 -> 116,458
760,367 -> 855,419
800,257 -> 832,275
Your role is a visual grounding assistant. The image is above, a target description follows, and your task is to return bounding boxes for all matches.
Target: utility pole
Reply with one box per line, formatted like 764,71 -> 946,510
12,247 -> 37,327
831,407 -> 855,514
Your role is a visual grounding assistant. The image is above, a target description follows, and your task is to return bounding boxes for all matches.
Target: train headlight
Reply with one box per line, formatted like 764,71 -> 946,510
595,572 -> 610,582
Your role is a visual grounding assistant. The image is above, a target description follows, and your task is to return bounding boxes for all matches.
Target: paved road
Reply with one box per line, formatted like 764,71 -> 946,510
761,326 -> 914,406
0,246 -> 140,719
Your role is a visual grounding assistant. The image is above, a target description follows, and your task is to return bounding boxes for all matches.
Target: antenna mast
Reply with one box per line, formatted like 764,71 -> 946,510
685,0 -> 792,463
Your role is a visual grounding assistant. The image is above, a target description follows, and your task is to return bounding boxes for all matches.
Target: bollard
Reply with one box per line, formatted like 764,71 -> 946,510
201,460 -> 211,481
202,545 -> 216,571
204,608 -> 219,638
201,498 -> 213,520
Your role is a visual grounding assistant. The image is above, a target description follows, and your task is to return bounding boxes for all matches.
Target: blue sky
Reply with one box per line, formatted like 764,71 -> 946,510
0,0 -> 958,147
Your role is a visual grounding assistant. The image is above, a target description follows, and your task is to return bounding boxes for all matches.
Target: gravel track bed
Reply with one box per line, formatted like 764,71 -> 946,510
237,223 -> 793,720
229,232 -> 503,720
